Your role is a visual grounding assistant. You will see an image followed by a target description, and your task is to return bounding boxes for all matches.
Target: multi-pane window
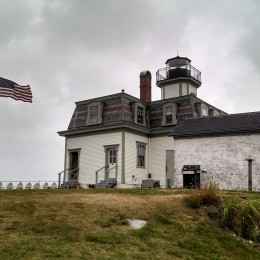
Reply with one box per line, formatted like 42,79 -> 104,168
109,149 -> 117,164
87,102 -> 103,125
137,144 -> 145,167
133,103 -> 146,126
162,103 -> 177,126
137,106 -> 144,124
165,106 -> 173,124
89,105 -> 98,124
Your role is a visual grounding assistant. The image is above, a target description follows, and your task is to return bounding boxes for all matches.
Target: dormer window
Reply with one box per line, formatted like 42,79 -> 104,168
196,103 -> 208,117
89,105 -> 98,124
202,107 -> 208,117
209,108 -> 220,116
132,102 -> 146,126
86,102 -> 103,125
165,106 -> 173,124
137,106 -> 144,124
161,102 -> 177,126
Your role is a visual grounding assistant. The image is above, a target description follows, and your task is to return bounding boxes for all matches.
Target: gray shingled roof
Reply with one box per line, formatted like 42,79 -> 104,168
170,111 -> 260,137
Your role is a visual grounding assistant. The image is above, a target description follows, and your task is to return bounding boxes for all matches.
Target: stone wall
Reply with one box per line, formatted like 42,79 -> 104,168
173,134 -> 260,191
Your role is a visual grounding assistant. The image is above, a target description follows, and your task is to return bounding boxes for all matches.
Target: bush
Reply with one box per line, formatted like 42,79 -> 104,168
221,199 -> 238,230
183,190 -> 202,208
255,231 -> 260,242
184,183 -> 220,209
200,184 -> 221,206
240,203 -> 259,239
221,198 -> 260,241
184,187 -> 260,242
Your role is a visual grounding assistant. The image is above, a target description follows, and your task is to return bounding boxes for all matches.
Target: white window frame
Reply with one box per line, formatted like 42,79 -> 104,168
202,107 -> 208,117
132,102 -> 146,126
89,105 -> 98,124
137,106 -> 144,124
196,103 -> 208,117
86,101 -> 103,125
165,106 -> 173,124
108,149 -> 117,164
136,142 -> 146,168
161,102 -> 177,126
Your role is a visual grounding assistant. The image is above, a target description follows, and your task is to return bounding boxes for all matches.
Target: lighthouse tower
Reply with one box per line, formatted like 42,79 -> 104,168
156,56 -> 201,100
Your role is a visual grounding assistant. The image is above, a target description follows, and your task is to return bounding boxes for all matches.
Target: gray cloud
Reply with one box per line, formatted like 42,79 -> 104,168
0,0 -> 259,182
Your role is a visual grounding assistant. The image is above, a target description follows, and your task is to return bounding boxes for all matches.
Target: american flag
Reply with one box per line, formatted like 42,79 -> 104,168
0,77 -> 33,103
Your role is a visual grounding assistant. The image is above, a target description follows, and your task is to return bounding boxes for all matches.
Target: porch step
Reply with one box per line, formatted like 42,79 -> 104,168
97,178 -> 117,188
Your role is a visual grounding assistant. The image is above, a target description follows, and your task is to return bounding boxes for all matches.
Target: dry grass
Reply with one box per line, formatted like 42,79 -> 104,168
0,189 -> 259,259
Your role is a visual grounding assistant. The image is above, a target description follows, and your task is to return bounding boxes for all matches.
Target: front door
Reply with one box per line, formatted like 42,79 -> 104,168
166,150 -> 174,188
107,148 -> 117,179
69,151 -> 79,183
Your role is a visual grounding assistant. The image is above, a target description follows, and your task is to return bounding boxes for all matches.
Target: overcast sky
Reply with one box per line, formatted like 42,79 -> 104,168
0,0 -> 259,183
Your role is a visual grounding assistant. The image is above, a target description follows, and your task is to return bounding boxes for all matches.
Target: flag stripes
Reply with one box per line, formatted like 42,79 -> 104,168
0,77 -> 32,103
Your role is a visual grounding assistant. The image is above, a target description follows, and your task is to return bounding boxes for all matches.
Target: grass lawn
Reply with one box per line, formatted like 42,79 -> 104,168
0,189 -> 259,259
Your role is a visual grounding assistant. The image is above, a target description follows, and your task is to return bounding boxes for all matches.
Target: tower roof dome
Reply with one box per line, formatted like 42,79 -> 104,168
165,56 -> 191,67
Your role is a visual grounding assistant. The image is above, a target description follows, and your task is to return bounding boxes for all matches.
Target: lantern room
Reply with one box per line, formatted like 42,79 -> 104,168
156,56 -> 201,99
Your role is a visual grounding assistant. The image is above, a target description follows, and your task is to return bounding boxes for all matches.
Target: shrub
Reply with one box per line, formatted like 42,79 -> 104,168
240,203 -> 259,240
184,187 -> 260,242
183,190 -> 203,209
221,199 -> 238,230
184,183 -> 220,209
221,198 -> 260,240
200,184 -> 221,206
255,231 -> 260,242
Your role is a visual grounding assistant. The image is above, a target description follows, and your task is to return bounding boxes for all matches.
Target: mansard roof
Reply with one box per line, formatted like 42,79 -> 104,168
75,92 -> 141,105
58,90 -> 226,137
170,111 -> 260,137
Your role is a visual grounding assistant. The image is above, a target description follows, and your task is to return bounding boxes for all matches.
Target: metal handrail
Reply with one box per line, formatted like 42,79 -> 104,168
95,165 -> 117,187
57,168 -> 70,176
67,168 -> 79,182
106,165 -> 117,173
58,168 -> 70,186
95,166 -> 106,186
68,168 -> 79,175
58,168 -> 79,187
95,166 -> 106,173
106,165 -> 117,186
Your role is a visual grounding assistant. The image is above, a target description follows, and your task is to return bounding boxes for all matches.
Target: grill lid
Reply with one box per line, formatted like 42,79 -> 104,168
182,165 -> 200,171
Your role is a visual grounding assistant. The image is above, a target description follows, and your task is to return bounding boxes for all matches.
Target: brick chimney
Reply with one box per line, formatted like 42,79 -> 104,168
140,70 -> 152,102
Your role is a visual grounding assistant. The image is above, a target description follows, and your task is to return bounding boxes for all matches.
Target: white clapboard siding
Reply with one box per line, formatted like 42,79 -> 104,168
124,132 -> 149,185
66,132 -> 122,185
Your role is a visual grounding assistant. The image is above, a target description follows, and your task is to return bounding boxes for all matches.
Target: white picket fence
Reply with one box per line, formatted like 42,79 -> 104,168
0,181 -> 59,190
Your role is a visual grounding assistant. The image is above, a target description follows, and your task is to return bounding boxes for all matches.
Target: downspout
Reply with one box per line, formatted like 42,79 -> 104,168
148,134 -> 151,174
63,138 -> 68,183
122,131 -> 125,184
121,89 -> 125,121
121,89 -> 125,184
246,155 -> 254,191
147,105 -> 151,175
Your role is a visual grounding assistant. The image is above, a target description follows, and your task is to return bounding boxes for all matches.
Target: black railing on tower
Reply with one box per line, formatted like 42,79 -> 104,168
156,64 -> 201,84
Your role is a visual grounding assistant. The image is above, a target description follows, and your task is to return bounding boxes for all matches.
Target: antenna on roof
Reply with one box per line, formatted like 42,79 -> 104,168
177,50 -> 179,57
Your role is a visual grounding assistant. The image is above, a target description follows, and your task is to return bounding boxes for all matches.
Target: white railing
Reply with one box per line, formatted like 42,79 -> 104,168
95,166 -> 106,186
95,165 -> 117,187
0,180 -> 59,190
